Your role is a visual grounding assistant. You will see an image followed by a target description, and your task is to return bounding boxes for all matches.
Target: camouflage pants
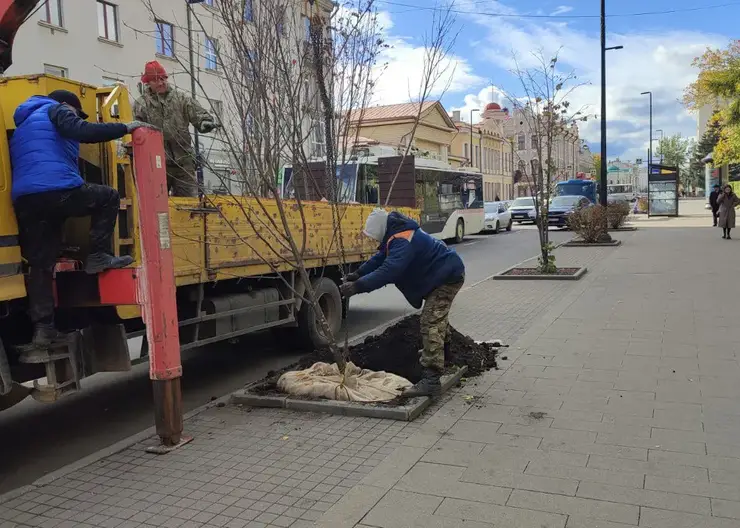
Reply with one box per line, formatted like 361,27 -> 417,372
166,148 -> 198,197
420,279 -> 464,371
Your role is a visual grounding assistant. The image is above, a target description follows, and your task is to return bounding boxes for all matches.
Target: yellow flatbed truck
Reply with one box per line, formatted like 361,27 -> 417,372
0,74 -> 415,416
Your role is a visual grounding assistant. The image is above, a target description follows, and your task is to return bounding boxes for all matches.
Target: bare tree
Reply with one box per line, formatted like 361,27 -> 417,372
505,51 -> 590,271
132,0 -> 393,373
383,1 -> 459,204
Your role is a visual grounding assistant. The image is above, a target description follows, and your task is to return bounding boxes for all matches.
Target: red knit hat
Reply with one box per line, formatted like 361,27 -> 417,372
141,60 -> 168,83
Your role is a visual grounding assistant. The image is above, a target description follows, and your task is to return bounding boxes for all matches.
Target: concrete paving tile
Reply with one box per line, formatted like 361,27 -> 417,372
395,463 -> 512,504
435,497 -> 566,528
525,461 -> 644,489
360,490 -> 442,527
421,440 -> 486,467
576,481 -> 711,514
539,439 -> 648,461
506,489 -> 639,525
461,465 -> 577,496
359,447 -> 427,491
587,455 -> 709,482
648,450 -> 740,471
565,517 -> 637,528
645,475 -> 740,501
711,499 -> 740,520
477,445 -> 588,468
596,433 -> 706,455
639,507 -> 739,528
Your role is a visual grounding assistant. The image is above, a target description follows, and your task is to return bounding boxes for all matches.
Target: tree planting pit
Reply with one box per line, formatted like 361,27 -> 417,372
231,315 -> 499,420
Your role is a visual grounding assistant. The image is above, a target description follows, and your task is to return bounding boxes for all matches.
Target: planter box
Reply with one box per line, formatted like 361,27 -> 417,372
494,266 -> 588,281
230,366 -> 468,421
609,225 -> 637,232
563,240 -> 622,247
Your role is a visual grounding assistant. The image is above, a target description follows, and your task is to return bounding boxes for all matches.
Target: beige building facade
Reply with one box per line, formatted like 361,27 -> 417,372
348,101 -> 458,162
450,103 -> 513,201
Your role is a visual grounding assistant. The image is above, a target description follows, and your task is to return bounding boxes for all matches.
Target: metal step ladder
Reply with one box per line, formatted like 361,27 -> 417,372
16,332 -> 82,403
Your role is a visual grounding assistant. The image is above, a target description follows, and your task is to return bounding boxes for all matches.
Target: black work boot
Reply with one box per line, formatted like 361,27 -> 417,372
401,368 -> 442,398
85,252 -> 134,275
20,324 -> 67,363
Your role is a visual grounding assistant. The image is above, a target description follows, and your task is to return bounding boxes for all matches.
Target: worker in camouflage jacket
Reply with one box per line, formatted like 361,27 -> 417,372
340,209 -> 465,398
133,61 -> 217,197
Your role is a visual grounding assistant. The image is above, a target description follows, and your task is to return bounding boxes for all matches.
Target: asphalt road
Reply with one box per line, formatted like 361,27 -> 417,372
0,224 -> 571,494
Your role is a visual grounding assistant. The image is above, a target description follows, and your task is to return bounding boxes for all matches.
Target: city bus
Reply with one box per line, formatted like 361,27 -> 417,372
282,155 -> 484,242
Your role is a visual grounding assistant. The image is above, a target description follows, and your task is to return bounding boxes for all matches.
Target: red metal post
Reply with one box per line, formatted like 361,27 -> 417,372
131,128 -> 184,447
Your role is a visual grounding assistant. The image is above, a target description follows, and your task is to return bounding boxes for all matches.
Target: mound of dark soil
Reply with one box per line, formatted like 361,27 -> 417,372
299,315 -> 498,383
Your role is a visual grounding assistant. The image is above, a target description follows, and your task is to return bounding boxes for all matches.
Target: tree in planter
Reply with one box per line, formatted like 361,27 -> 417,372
133,0 -> 389,372
506,51 -> 589,272
134,0 -> 458,385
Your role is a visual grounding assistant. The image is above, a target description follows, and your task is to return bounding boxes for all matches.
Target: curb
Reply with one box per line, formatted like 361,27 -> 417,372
563,240 -> 622,247
231,367 -> 468,421
493,266 -> 588,281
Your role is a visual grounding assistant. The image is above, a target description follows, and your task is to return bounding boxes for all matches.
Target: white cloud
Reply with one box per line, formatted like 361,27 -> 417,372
452,1 -> 726,159
551,6 -> 573,16
368,10 -> 486,106
448,86 -> 509,122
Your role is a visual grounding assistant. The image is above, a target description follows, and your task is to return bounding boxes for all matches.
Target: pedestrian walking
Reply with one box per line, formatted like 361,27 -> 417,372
717,185 -> 740,239
710,184 -> 721,226
339,209 -> 465,397
133,61 -> 217,197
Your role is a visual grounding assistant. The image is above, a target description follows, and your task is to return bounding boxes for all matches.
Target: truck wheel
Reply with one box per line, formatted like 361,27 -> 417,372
454,219 -> 465,243
297,277 -> 343,349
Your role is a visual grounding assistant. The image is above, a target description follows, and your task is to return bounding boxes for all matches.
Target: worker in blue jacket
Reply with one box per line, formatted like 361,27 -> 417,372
340,209 -> 465,397
10,90 -> 152,353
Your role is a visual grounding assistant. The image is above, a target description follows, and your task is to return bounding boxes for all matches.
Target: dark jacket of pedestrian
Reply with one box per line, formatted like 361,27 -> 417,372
10,95 -> 128,201
354,212 -> 465,309
717,189 -> 740,229
710,188 -> 721,212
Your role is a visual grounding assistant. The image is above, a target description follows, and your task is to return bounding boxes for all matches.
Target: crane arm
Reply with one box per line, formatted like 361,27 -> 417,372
0,0 -> 41,74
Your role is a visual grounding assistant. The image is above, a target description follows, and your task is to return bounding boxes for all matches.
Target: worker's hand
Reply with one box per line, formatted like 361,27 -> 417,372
126,121 -> 158,133
199,120 -> 218,133
339,281 -> 357,298
345,272 -> 360,282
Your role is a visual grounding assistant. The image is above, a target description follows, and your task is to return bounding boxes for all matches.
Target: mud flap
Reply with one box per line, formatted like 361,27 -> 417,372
81,324 -> 132,376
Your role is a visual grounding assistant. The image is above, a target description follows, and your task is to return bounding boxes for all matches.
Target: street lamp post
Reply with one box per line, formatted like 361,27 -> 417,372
600,0 -> 623,207
470,109 -> 480,167
641,91 -> 653,172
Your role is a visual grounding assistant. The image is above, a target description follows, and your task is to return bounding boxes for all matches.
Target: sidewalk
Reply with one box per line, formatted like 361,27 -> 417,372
3,210 -> 740,528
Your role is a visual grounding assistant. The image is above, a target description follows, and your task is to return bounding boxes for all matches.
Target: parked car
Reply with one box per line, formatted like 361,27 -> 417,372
509,197 -> 538,224
484,201 -> 513,233
547,195 -> 593,227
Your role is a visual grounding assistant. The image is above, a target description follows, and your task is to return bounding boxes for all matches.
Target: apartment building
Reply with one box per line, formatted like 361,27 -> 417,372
10,0 -> 331,191
504,107 -> 584,196
450,103 -> 513,201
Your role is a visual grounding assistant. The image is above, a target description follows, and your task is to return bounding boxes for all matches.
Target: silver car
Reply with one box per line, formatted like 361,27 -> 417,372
508,197 -> 538,224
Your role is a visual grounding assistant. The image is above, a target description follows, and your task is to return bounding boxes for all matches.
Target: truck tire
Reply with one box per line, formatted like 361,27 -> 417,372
297,277 -> 343,349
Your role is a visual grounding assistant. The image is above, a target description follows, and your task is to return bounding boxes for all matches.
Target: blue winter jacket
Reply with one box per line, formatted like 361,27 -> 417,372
10,96 -> 128,201
355,212 -> 465,309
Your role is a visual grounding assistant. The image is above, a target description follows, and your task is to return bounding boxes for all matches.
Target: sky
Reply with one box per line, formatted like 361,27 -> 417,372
366,0 -> 740,162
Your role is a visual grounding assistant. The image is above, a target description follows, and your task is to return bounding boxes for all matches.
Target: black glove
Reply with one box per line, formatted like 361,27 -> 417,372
339,281 -> 357,298
199,120 -> 218,133
345,272 -> 360,282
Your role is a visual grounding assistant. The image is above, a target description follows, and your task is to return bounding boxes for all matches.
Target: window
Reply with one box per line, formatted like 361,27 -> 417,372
312,120 -> 326,157
531,134 -> 538,150
244,49 -> 257,80
44,64 -> 67,78
97,1 -> 119,42
156,21 -> 174,57
203,0 -> 215,6
205,38 -> 219,71
41,0 -> 63,27
531,159 -> 540,175
517,132 -> 525,151
463,143 -> 469,161
208,99 -> 223,123
243,0 -> 253,22
303,15 -> 311,42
